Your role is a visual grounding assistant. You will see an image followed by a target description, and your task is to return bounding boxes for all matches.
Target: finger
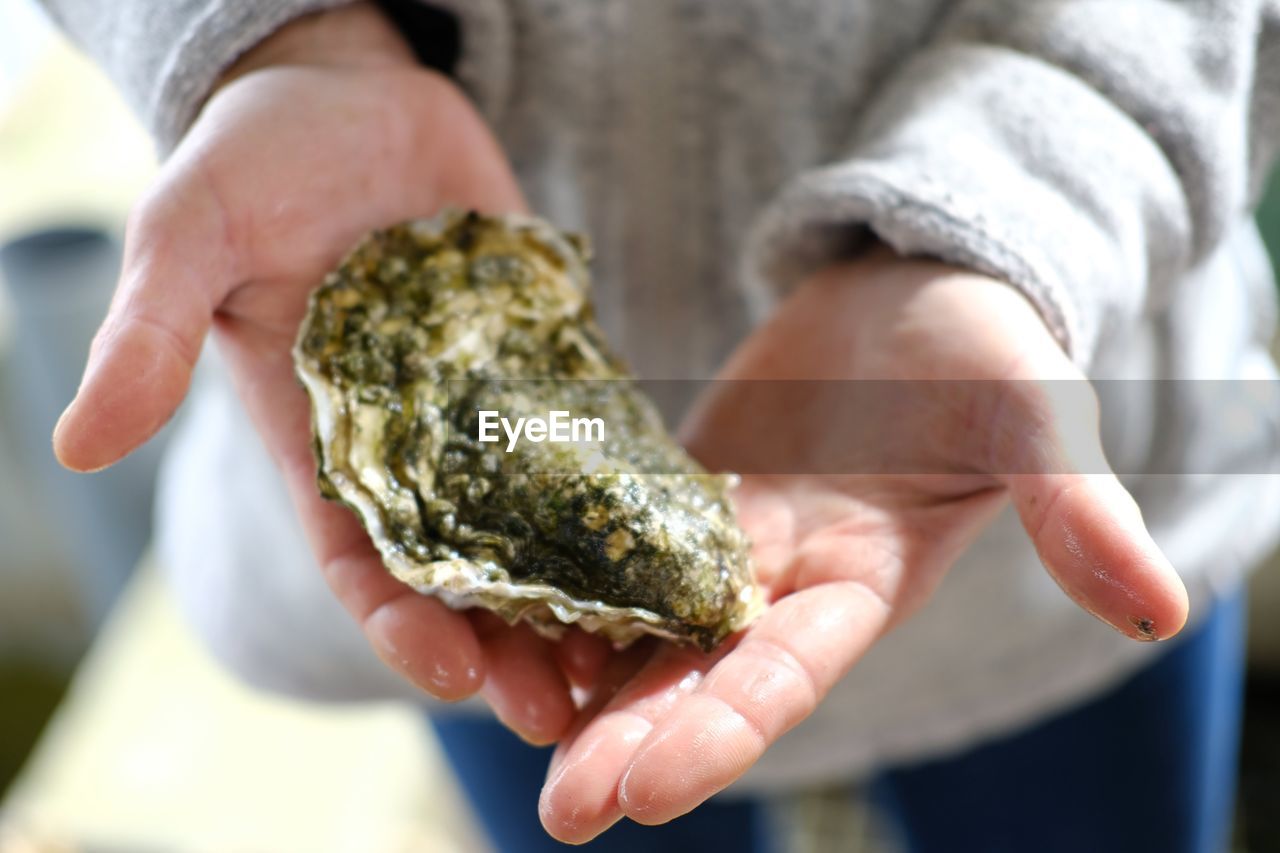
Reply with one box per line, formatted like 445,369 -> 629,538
560,639 -> 662,740
1008,471 -> 1188,640
217,317 -> 490,701
553,628 -> 614,690
614,582 -> 889,827
327,548 -> 486,700
539,642 -> 707,843
294,452 -> 489,703
991,380 -> 1189,640
476,618 -> 577,745
53,166 -> 237,472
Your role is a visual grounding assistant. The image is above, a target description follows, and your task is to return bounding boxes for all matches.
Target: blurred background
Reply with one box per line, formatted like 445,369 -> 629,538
2,1 -> 1280,851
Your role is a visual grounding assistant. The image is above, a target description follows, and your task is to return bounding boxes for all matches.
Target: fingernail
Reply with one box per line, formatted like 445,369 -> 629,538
1127,615 -> 1159,642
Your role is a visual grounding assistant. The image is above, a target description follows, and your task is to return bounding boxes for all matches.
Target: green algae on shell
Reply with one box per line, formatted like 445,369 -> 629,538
293,210 -> 760,650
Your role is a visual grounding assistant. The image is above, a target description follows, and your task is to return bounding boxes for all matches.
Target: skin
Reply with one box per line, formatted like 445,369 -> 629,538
53,4 -> 586,745
539,255 -> 1189,840
52,2 -> 1189,842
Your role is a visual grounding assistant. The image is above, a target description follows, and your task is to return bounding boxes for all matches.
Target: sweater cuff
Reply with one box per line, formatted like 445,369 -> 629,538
150,0 -> 355,155
150,0 -> 511,156
745,43 -> 1193,366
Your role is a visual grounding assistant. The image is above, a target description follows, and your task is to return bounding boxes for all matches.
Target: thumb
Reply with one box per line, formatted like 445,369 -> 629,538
992,377 -> 1190,641
53,166 -> 237,472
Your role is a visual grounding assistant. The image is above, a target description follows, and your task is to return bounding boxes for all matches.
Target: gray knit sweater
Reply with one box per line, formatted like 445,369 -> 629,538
43,0 -> 1280,786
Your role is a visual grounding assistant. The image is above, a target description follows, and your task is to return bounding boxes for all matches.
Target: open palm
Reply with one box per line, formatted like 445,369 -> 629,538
539,252 -> 1190,841
54,58 -> 590,742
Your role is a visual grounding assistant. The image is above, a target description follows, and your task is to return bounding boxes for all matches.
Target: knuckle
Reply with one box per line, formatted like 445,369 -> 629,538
746,635 -> 821,712
712,637 -> 820,741
986,375 -> 1101,476
123,184 -> 187,275
125,180 -> 178,245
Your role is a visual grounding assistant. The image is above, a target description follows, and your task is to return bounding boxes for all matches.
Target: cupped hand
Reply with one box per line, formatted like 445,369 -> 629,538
52,4 -> 594,744
539,247 -> 1190,841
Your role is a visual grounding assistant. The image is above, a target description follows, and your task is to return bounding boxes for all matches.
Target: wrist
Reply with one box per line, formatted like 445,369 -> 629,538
215,2 -> 417,92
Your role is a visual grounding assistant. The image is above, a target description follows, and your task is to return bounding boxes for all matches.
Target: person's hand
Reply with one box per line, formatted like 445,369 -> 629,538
52,3 -> 598,743
539,247 -> 1191,841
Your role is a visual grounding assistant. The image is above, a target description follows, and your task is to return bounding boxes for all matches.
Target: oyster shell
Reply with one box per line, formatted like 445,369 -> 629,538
294,210 -> 760,650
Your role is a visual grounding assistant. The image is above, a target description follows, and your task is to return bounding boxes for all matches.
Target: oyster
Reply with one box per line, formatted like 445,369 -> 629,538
294,210 -> 760,650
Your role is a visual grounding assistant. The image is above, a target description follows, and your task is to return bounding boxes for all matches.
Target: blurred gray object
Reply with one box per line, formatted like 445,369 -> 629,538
0,225 -> 166,628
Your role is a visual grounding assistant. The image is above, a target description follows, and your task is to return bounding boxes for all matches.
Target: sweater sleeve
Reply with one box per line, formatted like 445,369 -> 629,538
747,0 -> 1280,365
36,0 -> 358,154
34,0 -> 504,156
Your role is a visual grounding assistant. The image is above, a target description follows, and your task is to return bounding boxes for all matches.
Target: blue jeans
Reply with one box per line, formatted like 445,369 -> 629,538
429,588 -> 1245,852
